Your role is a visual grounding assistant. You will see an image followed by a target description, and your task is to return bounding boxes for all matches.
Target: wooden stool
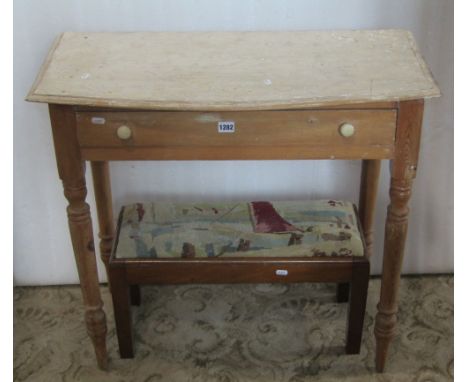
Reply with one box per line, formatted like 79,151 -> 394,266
109,200 -> 370,358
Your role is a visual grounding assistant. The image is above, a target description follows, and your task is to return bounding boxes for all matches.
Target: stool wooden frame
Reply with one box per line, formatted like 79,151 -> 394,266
109,205 -> 370,358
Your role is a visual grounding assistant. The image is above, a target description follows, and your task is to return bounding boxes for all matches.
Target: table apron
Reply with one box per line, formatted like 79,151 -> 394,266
76,109 -> 396,161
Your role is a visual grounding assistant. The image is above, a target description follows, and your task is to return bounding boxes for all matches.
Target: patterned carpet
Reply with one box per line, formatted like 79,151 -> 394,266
14,276 -> 453,381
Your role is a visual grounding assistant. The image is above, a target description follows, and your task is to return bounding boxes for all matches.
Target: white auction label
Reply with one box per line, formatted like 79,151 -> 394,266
91,117 -> 106,125
218,121 -> 235,133
275,269 -> 288,276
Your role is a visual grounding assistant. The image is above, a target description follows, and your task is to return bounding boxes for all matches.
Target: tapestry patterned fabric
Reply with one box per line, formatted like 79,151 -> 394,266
114,200 -> 365,259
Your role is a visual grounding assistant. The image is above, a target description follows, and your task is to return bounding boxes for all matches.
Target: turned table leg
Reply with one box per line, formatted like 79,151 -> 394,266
359,159 -> 381,257
337,159 -> 381,302
91,161 -> 115,288
375,100 -> 424,372
49,105 -> 108,370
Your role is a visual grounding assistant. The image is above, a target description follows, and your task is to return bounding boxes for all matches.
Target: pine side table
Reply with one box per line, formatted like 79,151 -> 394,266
26,30 -> 440,372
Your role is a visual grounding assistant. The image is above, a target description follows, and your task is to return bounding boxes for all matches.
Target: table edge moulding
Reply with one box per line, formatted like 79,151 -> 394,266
26,29 -> 440,373
27,29 -> 439,110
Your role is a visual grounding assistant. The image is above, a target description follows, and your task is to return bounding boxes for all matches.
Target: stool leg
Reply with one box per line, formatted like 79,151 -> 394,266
336,283 -> 350,303
130,285 -> 141,306
109,267 -> 134,358
345,260 -> 370,354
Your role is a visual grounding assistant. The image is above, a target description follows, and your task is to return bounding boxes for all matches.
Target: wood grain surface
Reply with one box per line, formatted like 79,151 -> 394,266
374,100 -> 425,372
75,109 -> 396,160
27,30 -> 440,110
48,105 -> 108,370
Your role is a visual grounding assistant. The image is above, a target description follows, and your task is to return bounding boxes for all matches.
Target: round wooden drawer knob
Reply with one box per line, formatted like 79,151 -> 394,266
116,125 -> 132,140
339,123 -> 355,137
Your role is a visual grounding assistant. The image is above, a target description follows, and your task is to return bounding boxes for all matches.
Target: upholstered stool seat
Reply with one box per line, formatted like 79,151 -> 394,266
115,200 -> 365,259
109,199 -> 370,359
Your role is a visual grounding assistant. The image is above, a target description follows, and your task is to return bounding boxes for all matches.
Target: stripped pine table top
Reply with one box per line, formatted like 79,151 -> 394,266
27,30 -> 440,111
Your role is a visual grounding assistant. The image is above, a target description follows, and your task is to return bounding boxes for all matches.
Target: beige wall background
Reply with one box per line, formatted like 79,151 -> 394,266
14,0 -> 453,285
